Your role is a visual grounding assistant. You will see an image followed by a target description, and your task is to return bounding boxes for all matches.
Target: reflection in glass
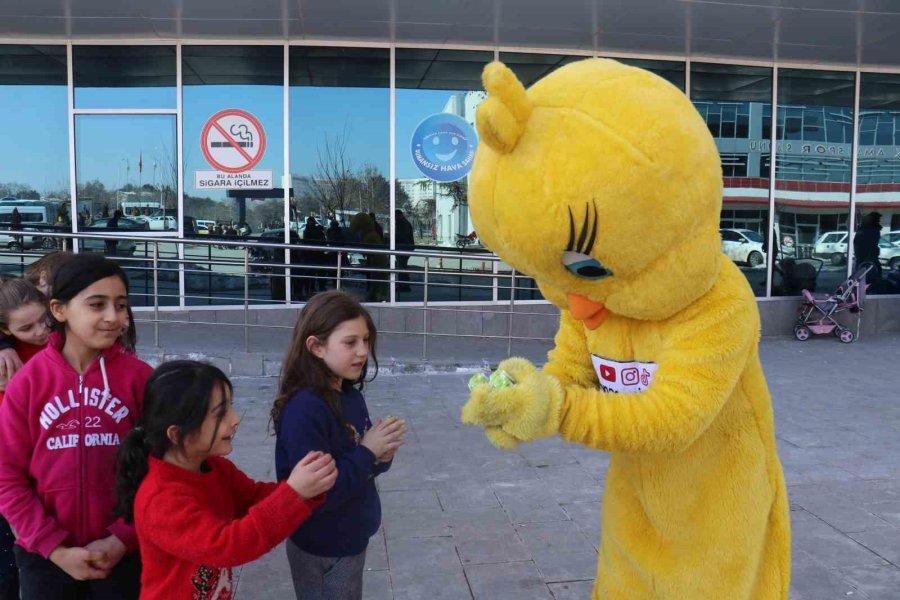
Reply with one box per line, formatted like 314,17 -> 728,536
500,52 -> 586,87
395,49 -> 497,302
691,63 -> 772,297
183,46 -> 284,305
74,114 -> 178,305
290,47 -> 390,303
617,58 -> 686,92
0,45 -> 71,277
856,73 -> 900,293
771,69 -> 855,297
74,46 -> 176,109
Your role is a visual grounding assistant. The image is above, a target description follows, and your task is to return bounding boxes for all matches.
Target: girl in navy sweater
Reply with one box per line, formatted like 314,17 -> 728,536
272,291 -> 405,600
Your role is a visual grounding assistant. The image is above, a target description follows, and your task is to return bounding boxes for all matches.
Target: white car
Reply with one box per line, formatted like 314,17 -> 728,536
0,227 -> 54,250
720,228 -> 766,267
147,216 -> 177,231
879,238 -> 900,271
813,231 -> 848,266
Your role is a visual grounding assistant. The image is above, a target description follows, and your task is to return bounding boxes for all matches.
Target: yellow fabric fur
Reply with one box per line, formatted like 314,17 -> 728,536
461,59 -> 790,599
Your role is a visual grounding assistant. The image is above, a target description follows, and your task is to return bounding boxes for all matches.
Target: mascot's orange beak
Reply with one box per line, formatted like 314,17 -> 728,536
567,293 -> 609,330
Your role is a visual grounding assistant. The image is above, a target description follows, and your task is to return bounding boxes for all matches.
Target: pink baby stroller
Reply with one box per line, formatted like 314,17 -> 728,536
794,263 -> 873,343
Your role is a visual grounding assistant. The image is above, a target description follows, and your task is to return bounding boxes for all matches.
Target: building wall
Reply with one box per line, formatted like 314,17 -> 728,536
1,45 -> 899,317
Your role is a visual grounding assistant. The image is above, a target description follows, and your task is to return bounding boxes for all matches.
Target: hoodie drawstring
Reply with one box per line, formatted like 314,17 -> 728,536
99,356 -> 110,397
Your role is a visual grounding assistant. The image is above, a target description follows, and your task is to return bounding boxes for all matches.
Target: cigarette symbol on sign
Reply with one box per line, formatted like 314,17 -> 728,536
201,109 -> 267,174
211,124 -> 254,148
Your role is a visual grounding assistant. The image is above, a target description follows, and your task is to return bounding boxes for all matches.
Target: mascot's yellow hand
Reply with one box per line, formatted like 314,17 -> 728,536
461,357 -> 564,449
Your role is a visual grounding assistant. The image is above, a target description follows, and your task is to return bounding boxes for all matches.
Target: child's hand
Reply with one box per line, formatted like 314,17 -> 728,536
0,348 -> 21,382
362,417 -> 405,459
84,535 -> 127,571
288,451 -> 338,499
49,546 -> 109,581
376,447 -> 399,464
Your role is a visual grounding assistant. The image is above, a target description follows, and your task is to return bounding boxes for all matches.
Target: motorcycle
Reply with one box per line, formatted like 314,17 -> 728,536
456,231 -> 478,249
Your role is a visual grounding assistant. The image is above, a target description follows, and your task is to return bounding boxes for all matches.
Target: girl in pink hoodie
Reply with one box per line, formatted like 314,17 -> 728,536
0,254 -> 152,600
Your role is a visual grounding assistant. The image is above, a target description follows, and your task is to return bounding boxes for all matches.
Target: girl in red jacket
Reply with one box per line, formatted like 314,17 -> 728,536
0,278 -> 50,600
116,360 -> 337,600
0,254 -> 153,600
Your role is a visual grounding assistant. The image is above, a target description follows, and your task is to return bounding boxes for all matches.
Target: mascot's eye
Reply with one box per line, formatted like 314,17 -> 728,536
563,251 -> 613,280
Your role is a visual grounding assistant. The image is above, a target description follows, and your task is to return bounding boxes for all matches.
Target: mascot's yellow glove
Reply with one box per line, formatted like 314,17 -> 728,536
461,357 -> 564,449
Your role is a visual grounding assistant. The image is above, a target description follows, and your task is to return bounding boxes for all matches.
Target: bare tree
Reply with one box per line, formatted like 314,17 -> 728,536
310,123 -> 355,220
350,164 -> 391,216
0,182 -> 40,199
248,199 -> 284,231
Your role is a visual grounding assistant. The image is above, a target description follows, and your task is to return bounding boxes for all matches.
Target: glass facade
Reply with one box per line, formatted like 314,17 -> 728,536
396,49 -> 494,302
1,43 -> 898,305
183,46 -> 284,305
691,63 -> 772,297
290,46 -> 390,303
771,69 -> 855,296
73,45 -> 177,109
0,45 -> 69,278
857,73 -> 900,294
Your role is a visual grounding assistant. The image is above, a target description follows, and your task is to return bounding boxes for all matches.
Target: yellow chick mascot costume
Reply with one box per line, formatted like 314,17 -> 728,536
462,59 -> 790,599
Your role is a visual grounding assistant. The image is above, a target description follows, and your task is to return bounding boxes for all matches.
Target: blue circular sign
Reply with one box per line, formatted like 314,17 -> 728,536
410,113 -> 478,183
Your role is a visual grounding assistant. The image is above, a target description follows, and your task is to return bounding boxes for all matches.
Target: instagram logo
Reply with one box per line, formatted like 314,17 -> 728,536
621,367 -> 639,386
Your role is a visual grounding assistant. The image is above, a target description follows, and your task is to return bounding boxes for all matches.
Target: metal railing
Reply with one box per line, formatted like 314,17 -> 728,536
0,229 -> 558,358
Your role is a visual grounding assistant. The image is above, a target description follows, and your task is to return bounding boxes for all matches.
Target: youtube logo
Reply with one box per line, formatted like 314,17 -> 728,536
599,364 -> 617,382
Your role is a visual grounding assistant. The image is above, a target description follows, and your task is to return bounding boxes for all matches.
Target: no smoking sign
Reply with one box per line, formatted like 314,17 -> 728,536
196,108 -> 273,190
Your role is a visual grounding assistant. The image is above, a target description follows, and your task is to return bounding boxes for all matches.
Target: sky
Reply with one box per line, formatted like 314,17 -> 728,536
1,83 -> 469,200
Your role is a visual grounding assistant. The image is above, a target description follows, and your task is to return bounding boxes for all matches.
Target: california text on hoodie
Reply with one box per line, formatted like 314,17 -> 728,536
0,331 -> 153,558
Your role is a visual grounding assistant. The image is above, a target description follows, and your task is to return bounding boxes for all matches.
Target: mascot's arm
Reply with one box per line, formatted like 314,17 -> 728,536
558,289 -> 757,454
543,310 -> 597,388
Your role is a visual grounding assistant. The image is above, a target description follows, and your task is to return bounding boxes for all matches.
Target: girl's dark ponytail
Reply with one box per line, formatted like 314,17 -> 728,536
114,427 -> 150,523
115,361 -> 233,524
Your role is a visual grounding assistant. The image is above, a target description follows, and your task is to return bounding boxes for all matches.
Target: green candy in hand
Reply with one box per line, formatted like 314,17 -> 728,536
468,372 -> 490,391
489,369 -> 516,389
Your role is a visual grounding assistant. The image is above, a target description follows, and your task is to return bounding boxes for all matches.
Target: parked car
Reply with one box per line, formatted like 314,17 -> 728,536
83,217 -> 145,255
720,228 -> 766,267
90,217 -> 149,231
883,230 -> 900,246
147,216 -> 177,231
812,231 -> 848,265
878,238 -> 900,270
249,229 -> 362,270
0,227 -> 56,250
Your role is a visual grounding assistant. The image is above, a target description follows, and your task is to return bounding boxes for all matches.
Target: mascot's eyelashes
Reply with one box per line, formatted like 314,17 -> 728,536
566,201 -> 598,254
564,201 -> 611,279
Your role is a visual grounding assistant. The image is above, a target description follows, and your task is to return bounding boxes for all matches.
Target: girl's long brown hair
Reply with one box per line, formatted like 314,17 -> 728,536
271,290 -> 378,430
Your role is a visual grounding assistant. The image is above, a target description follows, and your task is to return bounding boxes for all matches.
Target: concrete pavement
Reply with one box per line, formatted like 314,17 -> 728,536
203,334 -> 900,599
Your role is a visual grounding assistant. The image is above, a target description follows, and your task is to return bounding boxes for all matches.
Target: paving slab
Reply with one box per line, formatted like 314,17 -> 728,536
208,333 -> 900,599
